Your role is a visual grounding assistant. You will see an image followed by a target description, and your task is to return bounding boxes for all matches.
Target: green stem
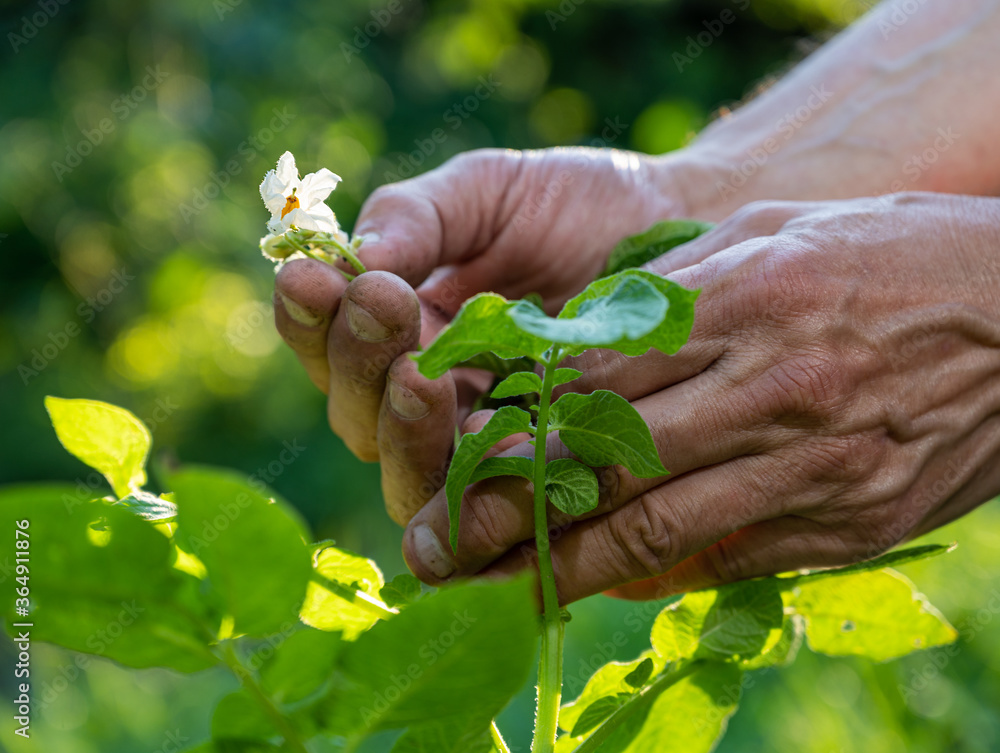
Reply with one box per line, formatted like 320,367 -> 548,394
221,641 -> 310,753
490,720 -> 511,753
572,660 -> 703,753
530,349 -> 565,753
328,236 -> 368,275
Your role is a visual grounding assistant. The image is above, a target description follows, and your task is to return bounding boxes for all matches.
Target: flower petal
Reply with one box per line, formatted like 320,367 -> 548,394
298,168 -> 342,208
283,206 -> 339,234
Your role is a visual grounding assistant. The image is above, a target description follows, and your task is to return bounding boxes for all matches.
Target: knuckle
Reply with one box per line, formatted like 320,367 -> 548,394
758,351 -> 848,424
459,486 -> 521,557
608,495 -> 680,579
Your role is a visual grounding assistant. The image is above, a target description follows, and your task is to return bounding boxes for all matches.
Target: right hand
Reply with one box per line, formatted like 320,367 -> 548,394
272,147 -> 707,525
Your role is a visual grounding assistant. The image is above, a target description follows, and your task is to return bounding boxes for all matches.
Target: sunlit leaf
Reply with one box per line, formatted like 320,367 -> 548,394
790,569 -> 957,661
651,579 -> 784,662
301,545 -> 386,639
45,396 -> 151,498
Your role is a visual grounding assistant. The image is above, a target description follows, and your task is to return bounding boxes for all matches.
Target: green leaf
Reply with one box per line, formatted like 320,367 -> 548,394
117,489 -> 178,522
623,657 -> 654,689
553,368 -> 583,387
491,371 -> 542,399
549,390 -> 668,478
740,615 -> 804,670
172,467 -> 313,638
445,406 -> 533,551
390,718 -> 497,753
557,270 -> 699,357
559,652 -> 663,734
570,693 -> 632,738
211,690 -> 280,741
469,456 -> 534,485
413,293 -> 549,379
508,276 -> 667,351
260,628 -> 342,705
301,545 -> 386,639
545,458 -> 599,516
585,663 -> 743,753
380,574 -> 423,609
0,485 -> 216,673
44,396 -> 152,498
601,219 -> 714,278
790,569 -> 957,662
314,578 -> 537,735
651,579 -> 784,662
781,543 -> 955,586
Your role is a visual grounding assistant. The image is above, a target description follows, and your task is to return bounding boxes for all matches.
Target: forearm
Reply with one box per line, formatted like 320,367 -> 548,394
660,0 -> 1000,220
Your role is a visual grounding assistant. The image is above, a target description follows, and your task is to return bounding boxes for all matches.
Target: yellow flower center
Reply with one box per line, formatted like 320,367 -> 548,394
281,194 -> 300,219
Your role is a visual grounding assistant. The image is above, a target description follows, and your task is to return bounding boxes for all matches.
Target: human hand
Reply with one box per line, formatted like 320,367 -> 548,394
400,192 -> 1000,602
273,147 -> 705,524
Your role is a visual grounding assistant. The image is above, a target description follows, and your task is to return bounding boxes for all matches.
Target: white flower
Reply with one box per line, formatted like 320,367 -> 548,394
260,151 -> 345,237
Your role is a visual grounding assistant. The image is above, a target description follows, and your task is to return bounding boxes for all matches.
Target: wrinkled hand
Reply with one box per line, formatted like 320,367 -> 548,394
400,192 -> 1000,603
273,147 -> 694,524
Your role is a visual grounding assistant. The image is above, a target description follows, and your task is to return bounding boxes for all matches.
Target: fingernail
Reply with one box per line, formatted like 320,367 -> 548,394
345,298 -> 391,342
278,292 -> 323,327
410,524 -> 455,580
388,379 -> 429,420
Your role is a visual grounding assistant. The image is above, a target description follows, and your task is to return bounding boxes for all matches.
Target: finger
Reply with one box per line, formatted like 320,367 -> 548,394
646,200 -> 810,277
327,271 -> 421,461
377,356 -> 458,526
274,259 -> 349,393
353,150 -> 524,287
482,452 -> 814,604
606,516 -> 862,599
401,371 -> 791,585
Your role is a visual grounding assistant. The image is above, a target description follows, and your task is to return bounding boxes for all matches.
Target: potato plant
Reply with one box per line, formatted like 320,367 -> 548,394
1,184 -> 959,751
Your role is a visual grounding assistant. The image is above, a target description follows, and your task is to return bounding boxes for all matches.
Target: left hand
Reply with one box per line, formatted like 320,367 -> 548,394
401,192 -> 1000,603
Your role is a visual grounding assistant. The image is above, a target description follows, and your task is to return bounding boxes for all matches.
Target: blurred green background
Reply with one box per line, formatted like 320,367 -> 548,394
2,0 -> 998,750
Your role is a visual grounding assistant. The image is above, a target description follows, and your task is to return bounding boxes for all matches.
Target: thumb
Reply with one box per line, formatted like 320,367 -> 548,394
353,149 -> 524,288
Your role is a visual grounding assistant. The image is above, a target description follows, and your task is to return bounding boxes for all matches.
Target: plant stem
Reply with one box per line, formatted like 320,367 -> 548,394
220,641 -> 310,753
530,349 -> 565,753
490,720 -> 512,753
572,660 -> 703,753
